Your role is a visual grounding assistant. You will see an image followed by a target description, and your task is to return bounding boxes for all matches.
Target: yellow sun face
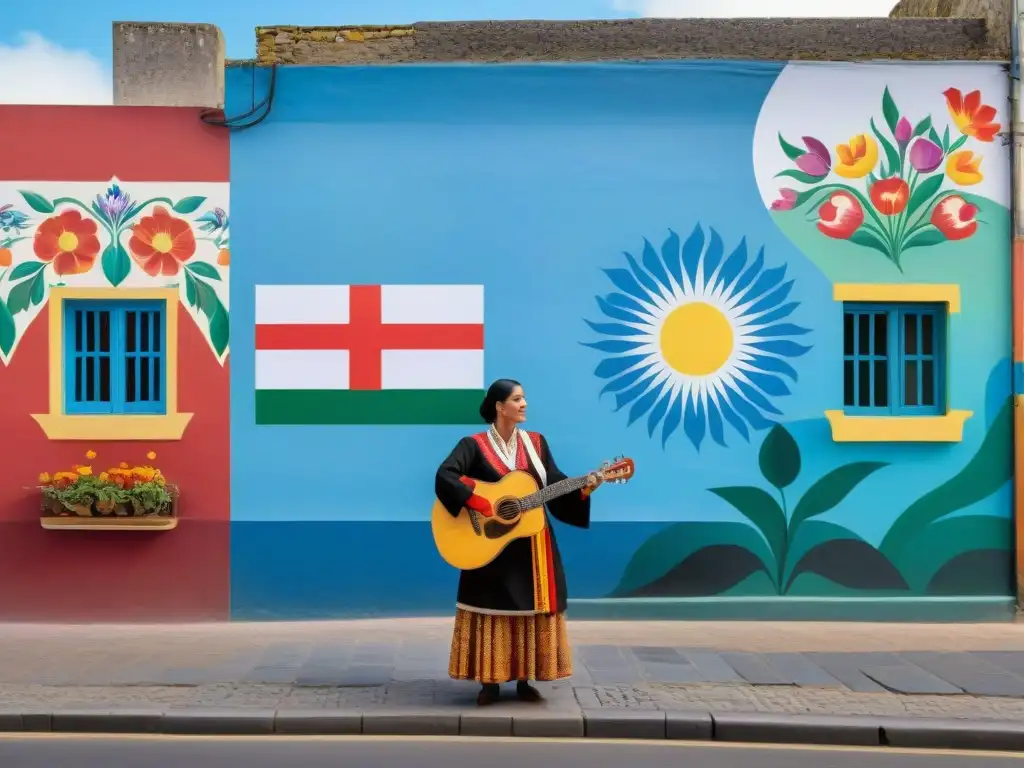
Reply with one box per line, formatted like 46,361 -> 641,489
659,301 -> 734,376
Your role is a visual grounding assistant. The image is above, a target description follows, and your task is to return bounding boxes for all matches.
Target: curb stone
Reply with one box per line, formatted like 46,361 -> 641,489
3,709 -> 1024,751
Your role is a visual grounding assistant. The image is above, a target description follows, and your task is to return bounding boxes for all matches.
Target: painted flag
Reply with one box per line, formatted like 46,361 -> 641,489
254,284 -> 485,424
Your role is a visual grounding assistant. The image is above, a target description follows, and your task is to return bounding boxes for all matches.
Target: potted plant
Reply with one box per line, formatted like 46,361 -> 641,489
37,450 -> 178,530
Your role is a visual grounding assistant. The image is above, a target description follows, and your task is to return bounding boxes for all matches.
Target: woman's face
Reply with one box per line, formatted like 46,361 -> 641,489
497,386 -> 528,423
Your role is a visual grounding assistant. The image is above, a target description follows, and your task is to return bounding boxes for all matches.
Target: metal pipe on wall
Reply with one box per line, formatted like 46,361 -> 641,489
1011,0 -> 1024,609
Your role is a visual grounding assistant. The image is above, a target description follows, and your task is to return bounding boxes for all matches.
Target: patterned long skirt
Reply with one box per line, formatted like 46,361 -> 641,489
448,608 -> 573,684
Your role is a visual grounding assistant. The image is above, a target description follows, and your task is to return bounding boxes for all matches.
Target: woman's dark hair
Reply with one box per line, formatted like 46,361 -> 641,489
479,379 -> 522,423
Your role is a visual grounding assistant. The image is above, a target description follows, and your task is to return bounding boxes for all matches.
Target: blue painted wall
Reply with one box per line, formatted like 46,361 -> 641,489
226,61 -> 1013,620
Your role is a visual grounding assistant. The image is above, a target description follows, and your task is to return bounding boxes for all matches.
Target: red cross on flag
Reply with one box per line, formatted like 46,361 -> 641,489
254,284 -> 485,424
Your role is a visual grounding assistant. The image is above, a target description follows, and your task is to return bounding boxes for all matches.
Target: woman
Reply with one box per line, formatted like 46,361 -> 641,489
435,378 -> 601,706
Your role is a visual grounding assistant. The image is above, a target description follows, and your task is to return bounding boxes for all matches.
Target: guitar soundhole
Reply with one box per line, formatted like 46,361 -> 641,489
482,499 -> 523,539
496,499 -> 521,521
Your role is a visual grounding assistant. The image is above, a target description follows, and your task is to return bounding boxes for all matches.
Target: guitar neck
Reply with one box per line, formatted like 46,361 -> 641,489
518,475 -> 590,511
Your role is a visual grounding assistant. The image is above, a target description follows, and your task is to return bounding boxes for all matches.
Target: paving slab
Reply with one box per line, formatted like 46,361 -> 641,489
900,652 -> 1024,698
719,653 -> 790,685
861,664 -> 964,695
763,653 -> 843,687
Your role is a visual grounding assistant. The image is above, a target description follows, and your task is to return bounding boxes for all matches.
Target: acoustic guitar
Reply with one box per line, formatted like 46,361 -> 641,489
431,457 -> 635,570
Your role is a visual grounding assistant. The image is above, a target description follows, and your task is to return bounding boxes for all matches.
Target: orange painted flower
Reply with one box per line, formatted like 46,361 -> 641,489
146,451 -> 157,460
944,88 -> 1001,142
128,206 -> 196,276
0,248 -> 11,268
85,450 -> 96,459
931,195 -> 979,241
217,248 -> 230,266
947,150 -> 984,186
834,134 -> 879,179
870,178 -> 910,216
33,210 -> 100,275
38,472 -> 52,484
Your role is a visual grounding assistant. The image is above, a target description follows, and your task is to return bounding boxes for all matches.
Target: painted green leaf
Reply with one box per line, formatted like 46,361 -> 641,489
880,399 -> 1012,560
628,544 -> 773,597
948,134 -> 968,154
195,279 -> 229,356
782,520 -> 862,588
775,169 -> 825,185
101,242 -> 131,287
902,228 -> 947,251
848,229 -> 891,258
926,549 -> 1012,596
788,461 -> 888,536
30,272 -> 45,305
172,196 -> 206,215
870,118 -> 901,178
610,520 -> 776,597
787,539 -> 908,594
708,486 -> 786,568
907,174 -> 944,216
8,261 -> 45,282
0,298 -> 14,356
778,133 -> 806,161
895,514 -> 1011,592
184,271 -> 198,308
928,126 -> 943,148
186,261 -> 222,281
758,424 -> 800,489
942,124 -> 951,150
19,191 -> 54,214
882,87 -> 901,135
913,115 -> 932,137
6,271 -> 42,315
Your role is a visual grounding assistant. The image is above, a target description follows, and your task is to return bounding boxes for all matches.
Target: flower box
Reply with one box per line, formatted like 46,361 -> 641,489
37,451 -> 179,532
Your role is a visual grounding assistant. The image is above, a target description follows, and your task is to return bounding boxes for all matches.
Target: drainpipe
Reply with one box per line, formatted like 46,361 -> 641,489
1012,0 -> 1024,612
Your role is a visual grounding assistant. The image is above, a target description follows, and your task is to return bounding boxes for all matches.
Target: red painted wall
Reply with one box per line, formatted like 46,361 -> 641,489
0,107 -> 230,621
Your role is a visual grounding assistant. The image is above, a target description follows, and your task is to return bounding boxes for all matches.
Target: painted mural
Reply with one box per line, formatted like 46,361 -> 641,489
226,61 -> 1011,620
0,106 -> 231,621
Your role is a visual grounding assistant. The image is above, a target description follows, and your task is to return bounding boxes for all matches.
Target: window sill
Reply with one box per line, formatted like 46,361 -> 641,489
29,413 -> 194,441
40,516 -> 178,531
823,410 -> 972,443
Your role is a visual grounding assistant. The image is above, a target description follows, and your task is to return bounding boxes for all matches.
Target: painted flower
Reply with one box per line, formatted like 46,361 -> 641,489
38,472 -> 51,484
909,138 -> 943,173
0,205 -> 29,233
94,184 -> 133,227
0,248 -> 11,268
947,150 -> 984,186
146,451 -> 157,460
930,195 -> 978,240
217,248 -> 230,266
33,210 -> 101,275
795,137 -> 831,178
584,224 -> 811,450
894,117 -> 913,147
870,178 -> 910,216
128,206 -> 196,276
817,191 -> 864,239
834,134 -> 879,178
85,450 -> 96,459
196,207 -> 228,233
944,88 -> 1001,142
771,188 -> 798,211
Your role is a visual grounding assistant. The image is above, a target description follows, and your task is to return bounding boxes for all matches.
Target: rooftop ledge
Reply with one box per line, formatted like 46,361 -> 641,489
249,18 -> 1005,66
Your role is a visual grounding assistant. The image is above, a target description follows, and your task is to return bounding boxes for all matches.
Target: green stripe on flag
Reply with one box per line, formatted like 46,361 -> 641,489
255,389 -> 486,425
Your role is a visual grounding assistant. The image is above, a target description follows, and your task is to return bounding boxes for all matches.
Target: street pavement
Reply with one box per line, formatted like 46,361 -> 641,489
0,736 -> 1021,768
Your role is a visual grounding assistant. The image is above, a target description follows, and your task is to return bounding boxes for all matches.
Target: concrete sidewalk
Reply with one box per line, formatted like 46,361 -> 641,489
3,619 -> 1024,749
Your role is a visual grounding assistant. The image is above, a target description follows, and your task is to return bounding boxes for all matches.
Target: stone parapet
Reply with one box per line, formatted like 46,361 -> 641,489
113,22 -> 225,107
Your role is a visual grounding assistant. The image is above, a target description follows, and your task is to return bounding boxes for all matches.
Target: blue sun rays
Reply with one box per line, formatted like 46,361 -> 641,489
582,223 -> 812,450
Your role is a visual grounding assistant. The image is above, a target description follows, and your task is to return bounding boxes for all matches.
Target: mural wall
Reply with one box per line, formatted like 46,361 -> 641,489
0,106 -> 230,620
227,60 -> 1012,620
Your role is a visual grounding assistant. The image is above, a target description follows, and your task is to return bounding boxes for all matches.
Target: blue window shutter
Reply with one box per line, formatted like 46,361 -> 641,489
63,300 -> 167,416
842,304 -> 891,414
894,306 -> 944,416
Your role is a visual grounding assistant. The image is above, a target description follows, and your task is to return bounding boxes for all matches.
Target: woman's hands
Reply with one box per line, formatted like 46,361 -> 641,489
460,476 -> 494,517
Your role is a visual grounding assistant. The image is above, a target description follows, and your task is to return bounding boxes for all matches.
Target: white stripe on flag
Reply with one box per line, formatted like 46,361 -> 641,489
255,285 -> 350,325
381,350 -> 484,390
256,350 -> 350,390
380,285 -> 483,325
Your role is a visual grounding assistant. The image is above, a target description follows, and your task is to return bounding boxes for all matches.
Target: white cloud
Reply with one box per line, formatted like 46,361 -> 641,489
613,0 -> 899,17
0,33 -> 111,105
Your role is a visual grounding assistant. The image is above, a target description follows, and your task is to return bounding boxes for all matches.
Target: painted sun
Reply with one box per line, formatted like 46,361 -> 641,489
584,223 -> 812,450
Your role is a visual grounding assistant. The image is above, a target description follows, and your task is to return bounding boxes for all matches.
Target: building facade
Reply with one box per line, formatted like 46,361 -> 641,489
0,19 -> 1015,621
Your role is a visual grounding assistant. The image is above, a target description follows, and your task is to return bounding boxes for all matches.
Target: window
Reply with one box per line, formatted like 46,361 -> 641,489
63,300 -> 166,416
842,302 -> 945,416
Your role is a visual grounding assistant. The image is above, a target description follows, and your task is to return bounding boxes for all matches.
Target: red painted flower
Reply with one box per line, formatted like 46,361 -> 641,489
869,178 -> 910,216
817,191 -> 864,239
944,88 -> 1001,142
33,210 -> 101,275
128,206 -> 196,276
930,195 -> 978,241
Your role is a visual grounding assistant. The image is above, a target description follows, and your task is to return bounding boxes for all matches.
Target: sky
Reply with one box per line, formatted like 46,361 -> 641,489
1,0 -> 900,105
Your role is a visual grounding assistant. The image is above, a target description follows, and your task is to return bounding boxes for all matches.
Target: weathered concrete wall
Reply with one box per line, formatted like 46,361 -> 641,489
253,18 -> 1003,66
114,22 -> 225,108
891,0 -> 1010,58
